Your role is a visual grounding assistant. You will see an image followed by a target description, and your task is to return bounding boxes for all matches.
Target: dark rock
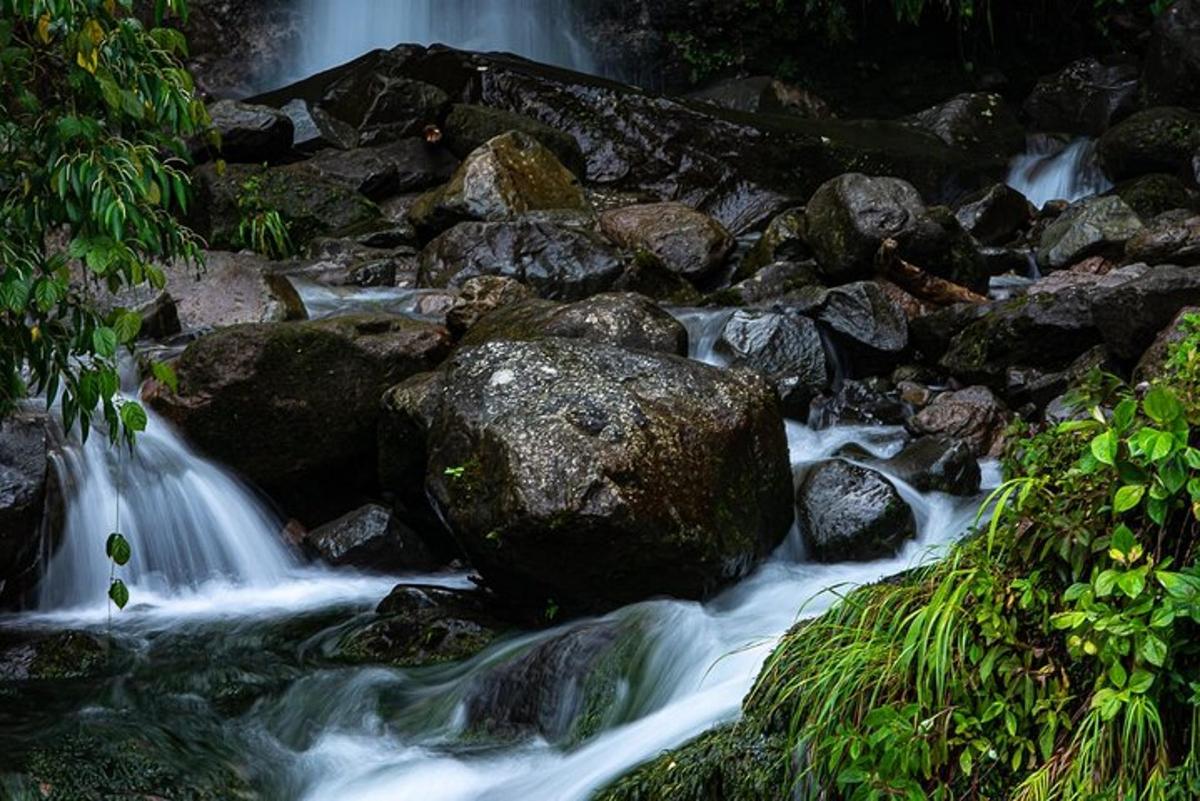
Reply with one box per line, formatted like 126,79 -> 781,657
281,98 -> 360,152
1113,173 -> 1198,220
716,310 -> 830,417
1091,264 -> 1200,359
796,460 -> 916,562
148,315 -> 452,525
389,338 -> 794,611
908,302 -> 993,362
443,103 -> 586,177
201,100 -> 294,164
458,293 -> 687,355
1005,345 -> 1114,411
809,379 -> 909,429
1023,59 -> 1140,137
722,260 -> 822,306
954,184 -> 1034,246
598,203 -> 734,282
687,76 -> 833,119
609,251 -> 705,305
305,139 -> 459,201
735,208 -> 809,282
907,92 -> 1024,167
818,281 -> 909,370
1036,195 -> 1144,270
872,436 -> 981,496
1125,214 -> 1200,266
909,386 -> 1010,458
303,503 -> 439,572
317,54 -> 450,147
337,585 -> 507,667
418,219 -> 625,301
899,206 -> 989,293
409,131 -> 589,238
1098,107 -> 1200,183
0,630 -> 107,681
0,413 -> 57,608
1143,0 -> 1200,109
191,162 -> 382,250
446,275 -> 537,335
805,173 -> 925,283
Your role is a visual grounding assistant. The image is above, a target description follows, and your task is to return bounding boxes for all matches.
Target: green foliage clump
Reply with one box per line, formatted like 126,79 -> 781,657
0,0 -> 203,443
745,314 -> 1200,801
233,170 -> 294,260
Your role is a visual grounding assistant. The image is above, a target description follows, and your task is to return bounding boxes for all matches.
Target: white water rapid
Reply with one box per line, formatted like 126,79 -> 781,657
1006,135 -> 1112,210
288,0 -> 597,86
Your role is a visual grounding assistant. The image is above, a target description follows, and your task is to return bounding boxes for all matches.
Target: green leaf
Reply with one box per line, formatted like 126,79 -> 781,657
105,532 -> 132,566
120,402 -> 148,434
1109,661 -> 1127,689
151,361 -> 178,393
1128,669 -> 1155,694
108,579 -> 130,610
1111,524 -> 1136,557
112,310 -> 142,344
92,327 -> 117,358
1140,634 -> 1168,667
1151,431 -> 1176,462
1095,569 -> 1120,597
1144,387 -> 1183,426
1091,430 -> 1118,466
1113,485 -> 1145,514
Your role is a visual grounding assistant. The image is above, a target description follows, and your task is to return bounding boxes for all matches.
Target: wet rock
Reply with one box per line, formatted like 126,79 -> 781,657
303,503 -> 439,572
464,620 -> 641,744
609,251 -> 705,305
906,92 -> 1024,167
201,99 -> 294,164
1005,345 -> 1114,411
389,338 -> 794,611
954,183 -> 1034,246
872,436 -> 981,496
148,315 -> 452,525
192,162 -> 382,250
446,275 -> 537,336
1023,59 -> 1140,137
598,202 -> 734,282
898,206 -> 989,293
796,460 -> 916,562
1098,107 -> 1200,183
939,290 -> 1100,386
818,281 -> 909,371
809,379 -> 909,429
735,208 -> 809,282
458,294 -> 687,355
281,97 -> 360,152
305,139 -> 459,201
317,56 -> 450,147
409,131 -> 589,238
337,585 -> 507,667
1125,214 -> 1200,266
293,238 -> 413,288
417,219 -> 625,300
721,260 -> 822,306
687,76 -> 832,119
443,103 -> 586,177
909,386 -> 1010,458
0,413 -> 57,608
716,310 -> 830,418
1091,264 -> 1200,359
1135,306 -> 1200,381
805,173 -> 925,283
1143,0 -> 1200,109
0,631 -> 107,681
1113,173 -> 1198,220
908,302 -> 994,362
168,251 -> 306,330
1037,195 -> 1144,270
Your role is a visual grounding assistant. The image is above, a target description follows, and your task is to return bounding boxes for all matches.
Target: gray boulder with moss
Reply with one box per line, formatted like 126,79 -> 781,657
797,459 -> 916,562
598,202 -> 735,282
1098,107 -> 1200,183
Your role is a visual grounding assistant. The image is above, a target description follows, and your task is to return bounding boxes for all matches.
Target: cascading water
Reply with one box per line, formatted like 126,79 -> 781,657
288,0 -> 597,86
1006,135 -> 1112,209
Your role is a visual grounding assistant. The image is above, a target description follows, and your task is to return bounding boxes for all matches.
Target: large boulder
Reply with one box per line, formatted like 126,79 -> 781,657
0,413 -> 57,608
909,386 -> 1010,458
148,315 -> 452,524
1091,264 -> 1200,359
191,162 -> 382,250
409,131 -> 589,237
305,139 -> 459,201
1036,195 -> 1144,270
384,338 -> 794,611
805,173 -> 926,283
1098,107 -> 1200,183
1114,174 -> 1199,220
796,460 -> 916,562
417,219 -> 625,300
818,281 -> 909,370
302,503 -> 439,572
167,251 -> 305,330
954,183 -> 1034,247
1125,214 -> 1200,266
1143,0 -> 1200,109
1023,59 -> 1140,137
716,310 -> 830,418
442,103 -> 586,177
202,100 -> 294,164
735,208 -> 809,281
867,436 -> 981,496
314,54 -> 450,147
598,203 -> 734,282
458,294 -> 687,355
906,93 -> 1024,168
445,276 -> 536,335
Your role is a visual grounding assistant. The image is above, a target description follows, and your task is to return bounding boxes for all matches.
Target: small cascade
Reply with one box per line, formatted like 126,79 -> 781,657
1006,135 -> 1112,209
288,0 -> 597,85
37,404 -> 301,611
670,307 -> 735,366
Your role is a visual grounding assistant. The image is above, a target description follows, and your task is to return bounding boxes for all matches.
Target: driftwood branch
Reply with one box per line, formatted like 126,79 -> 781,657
874,238 -> 988,306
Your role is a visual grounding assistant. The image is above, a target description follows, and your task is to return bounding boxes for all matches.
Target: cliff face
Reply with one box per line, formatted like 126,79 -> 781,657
183,0 -> 302,97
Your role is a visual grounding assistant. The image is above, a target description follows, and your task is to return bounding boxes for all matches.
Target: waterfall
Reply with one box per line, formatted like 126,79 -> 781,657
1006,135 -> 1112,210
36,404 -> 301,611
288,0 -> 597,84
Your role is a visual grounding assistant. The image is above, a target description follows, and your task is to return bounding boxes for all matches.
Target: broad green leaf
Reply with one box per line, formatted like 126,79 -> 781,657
1144,387 -> 1183,425
1113,485 -> 1145,514
1128,669 -> 1155,694
92,326 -> 117,358
109,579 -> 130,609
112,310 -> 142,344
151,361 -> 178,393
1111,398 -> 1137,432
120,402 -> 148,433
1091,430 -> 1118,466
105,532 -> 131,566
1140,634 -> 1168,667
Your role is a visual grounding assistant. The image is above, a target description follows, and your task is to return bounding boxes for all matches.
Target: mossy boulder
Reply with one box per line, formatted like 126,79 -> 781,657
1037,195 -> 1145,270
382,338 -> 794,611
805,173 -> 925,283
734,207 -> 809,282
191,161 -> 382,249
443,103 -> 586,177
148,314 -> 452,524
0,631 -> 107,682
457,293 -> 687,355
1022,58 -> 1140,137
409,131 -> 589,238
0,413 -> 58,608
304,138 -> 459,201
906,92 -> 1024,168
1113,174 -> 1198,220
598,202 -> 735,282
1098,107 -> 1200,183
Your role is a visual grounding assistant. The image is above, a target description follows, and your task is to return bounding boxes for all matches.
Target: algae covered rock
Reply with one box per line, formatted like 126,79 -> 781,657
1098,107 -> 1200,183
1037,195 -> 1144,270
598,202 -> 735,281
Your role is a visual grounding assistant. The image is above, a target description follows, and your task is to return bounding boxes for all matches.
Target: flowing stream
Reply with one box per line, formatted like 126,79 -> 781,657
1006,135 -> 1112,209
3,295 -> 998,799
287,0 -> 597,86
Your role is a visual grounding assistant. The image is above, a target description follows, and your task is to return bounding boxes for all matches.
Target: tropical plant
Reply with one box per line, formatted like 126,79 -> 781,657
234,170 -> 294,260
